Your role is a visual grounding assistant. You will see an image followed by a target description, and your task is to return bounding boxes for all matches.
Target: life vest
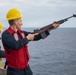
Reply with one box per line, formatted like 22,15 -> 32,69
3,27 -> 30,69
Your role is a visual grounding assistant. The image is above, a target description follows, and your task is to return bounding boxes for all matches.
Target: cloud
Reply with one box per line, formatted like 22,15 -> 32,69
0,0 -> 26,7
0,0 -> 10,6
0,0 -> 76,8
26,0 -> 76,7
0,0 -> 76,28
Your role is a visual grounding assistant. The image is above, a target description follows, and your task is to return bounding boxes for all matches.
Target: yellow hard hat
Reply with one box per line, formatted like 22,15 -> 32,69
0,22 -> 2,31
6,8 -> 22,20
0,58 -> 2,68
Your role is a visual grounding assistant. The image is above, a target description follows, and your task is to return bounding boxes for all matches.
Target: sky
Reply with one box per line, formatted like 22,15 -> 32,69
0,0 -> 76,28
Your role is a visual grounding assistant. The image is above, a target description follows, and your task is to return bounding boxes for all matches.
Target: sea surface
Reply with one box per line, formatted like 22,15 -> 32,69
1,28 -> 76,75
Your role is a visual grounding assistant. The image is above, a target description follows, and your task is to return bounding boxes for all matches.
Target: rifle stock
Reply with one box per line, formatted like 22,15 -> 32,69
33,14 -> 76,34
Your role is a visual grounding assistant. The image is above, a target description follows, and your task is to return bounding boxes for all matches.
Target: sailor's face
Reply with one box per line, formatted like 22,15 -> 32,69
14,18 -> 23,30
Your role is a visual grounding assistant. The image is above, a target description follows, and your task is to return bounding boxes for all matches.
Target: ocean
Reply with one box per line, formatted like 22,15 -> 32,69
1,28 -> 76,75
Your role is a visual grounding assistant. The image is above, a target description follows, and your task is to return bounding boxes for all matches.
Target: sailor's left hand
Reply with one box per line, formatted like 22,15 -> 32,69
53,22 -> 60,29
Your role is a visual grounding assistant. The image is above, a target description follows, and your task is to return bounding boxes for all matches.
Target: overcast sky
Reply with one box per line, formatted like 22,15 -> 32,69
0,0 -> 76,28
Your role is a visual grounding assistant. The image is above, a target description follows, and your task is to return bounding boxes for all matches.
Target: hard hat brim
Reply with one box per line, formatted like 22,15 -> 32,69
6,16 -> 22,21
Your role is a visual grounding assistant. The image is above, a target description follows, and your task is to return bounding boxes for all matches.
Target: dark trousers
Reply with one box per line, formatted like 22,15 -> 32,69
7,65 -> 33,75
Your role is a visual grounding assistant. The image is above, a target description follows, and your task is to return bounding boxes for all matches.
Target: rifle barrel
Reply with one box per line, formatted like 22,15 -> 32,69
33,14 -> 76,34
65,14 -> 76,20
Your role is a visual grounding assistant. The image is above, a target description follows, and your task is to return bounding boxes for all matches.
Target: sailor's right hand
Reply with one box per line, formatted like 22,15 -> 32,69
26,33 -> 38,41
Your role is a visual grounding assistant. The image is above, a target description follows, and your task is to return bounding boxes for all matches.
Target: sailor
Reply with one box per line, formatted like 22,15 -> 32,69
0,22 -> 5,69
2,8 -> 59,75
